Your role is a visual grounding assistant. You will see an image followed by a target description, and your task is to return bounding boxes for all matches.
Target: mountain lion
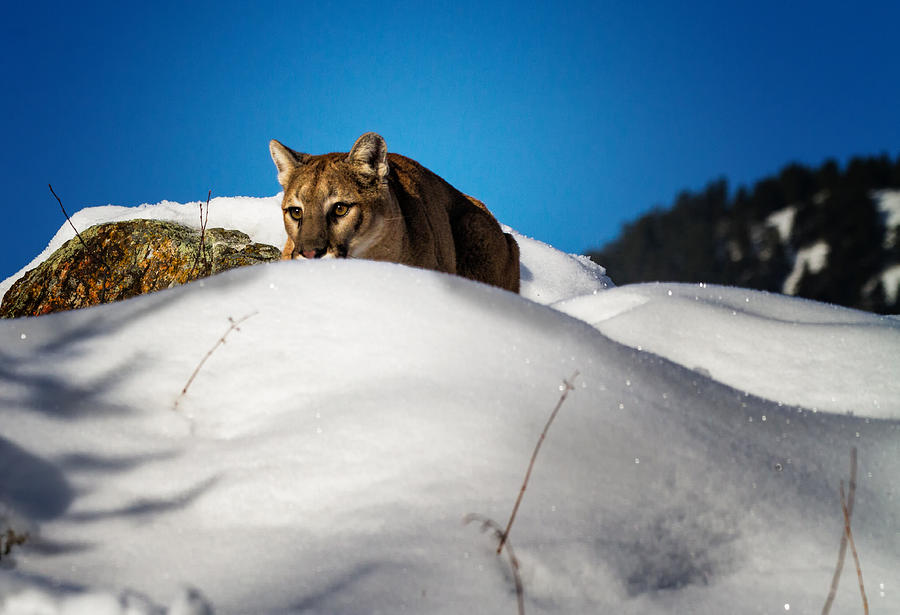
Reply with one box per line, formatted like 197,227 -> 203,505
269,132 -> 520,293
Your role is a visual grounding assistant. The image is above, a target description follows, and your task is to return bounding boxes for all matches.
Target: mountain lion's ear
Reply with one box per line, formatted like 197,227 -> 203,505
269,139 -> 308,187
347,132 -> 389,181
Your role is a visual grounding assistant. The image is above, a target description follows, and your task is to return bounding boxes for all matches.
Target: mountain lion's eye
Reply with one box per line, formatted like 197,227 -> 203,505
287,207 -> 302,220
332,203 -> 351,217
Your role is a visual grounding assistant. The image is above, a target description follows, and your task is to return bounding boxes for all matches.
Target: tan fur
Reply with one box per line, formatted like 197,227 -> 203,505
269,132 -> 520,293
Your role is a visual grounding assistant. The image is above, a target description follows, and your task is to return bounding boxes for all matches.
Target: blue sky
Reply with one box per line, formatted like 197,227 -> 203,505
2,1 -> 899,281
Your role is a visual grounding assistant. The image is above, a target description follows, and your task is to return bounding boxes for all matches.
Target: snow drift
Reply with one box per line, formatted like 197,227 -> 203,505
1,196 -> 898,614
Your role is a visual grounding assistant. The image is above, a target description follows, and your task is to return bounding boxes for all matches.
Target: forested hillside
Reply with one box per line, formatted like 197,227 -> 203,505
588,155 -> 900,313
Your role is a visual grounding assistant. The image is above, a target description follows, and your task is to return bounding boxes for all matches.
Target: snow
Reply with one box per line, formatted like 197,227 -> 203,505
766,205 -> 796,244
2,197 -> 899,615
553,282 -> 900,416
877,263 -> 900,304
875,189 -> 900,248
782,240 -> 830,296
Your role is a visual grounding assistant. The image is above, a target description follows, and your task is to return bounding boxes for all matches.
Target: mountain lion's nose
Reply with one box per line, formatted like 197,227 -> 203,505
302,248 -> 325,259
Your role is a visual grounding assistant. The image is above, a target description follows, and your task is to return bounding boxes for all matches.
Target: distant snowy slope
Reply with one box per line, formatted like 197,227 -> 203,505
1,198 -> 898,615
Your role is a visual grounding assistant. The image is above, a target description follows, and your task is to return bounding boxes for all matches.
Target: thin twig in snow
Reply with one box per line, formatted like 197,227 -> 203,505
463,371 -> 580,615
839,479 -> 869,615
497,370 -> 579,555
0,528 -> 29,560
464,514 -> 524,615
174,311 -> 258,411
822,447 -> 858,615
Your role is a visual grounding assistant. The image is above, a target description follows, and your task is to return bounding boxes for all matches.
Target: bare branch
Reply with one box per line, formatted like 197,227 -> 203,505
49,183 -> 89,250
464,514 -> 524,615
0,528 -> 29,560
498,371 -> 579,555
49,184 -> 111,301
462,373 -> 579,614
839,480 -> 869,615
188,190 -> 212,280
174,311 -> 258,411
822,447 -> 858,614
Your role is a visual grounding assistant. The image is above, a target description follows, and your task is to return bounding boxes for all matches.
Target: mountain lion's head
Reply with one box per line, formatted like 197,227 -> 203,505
269,132 -> 401,260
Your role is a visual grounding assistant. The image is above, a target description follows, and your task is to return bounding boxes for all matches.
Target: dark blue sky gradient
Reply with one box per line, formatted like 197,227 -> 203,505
3,1 -> 899,280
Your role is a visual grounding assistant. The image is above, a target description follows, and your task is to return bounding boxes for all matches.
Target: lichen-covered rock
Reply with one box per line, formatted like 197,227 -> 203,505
1,220 -> 281,318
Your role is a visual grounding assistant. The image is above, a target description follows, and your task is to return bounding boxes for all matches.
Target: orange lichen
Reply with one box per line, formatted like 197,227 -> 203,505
1,220 -> 280,318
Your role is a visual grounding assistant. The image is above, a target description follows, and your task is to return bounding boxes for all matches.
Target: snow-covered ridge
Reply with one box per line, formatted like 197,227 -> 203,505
1,197 -> 899,614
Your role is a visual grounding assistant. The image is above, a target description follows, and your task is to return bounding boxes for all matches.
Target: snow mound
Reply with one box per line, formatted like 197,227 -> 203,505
512,229 -> 613,303
0,582 -> 212,615
1,197 -> 898,615
553,282 -> 900,417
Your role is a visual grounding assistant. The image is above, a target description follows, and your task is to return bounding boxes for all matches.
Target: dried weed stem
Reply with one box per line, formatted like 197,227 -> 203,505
49,184 -> 88,250
822,447 -> 868,615
49,183 -> 111,301
498,370 -> 579,555
0,528 -> 29,560
188,190 -> 212,279
174,311 -> 258,411
839,480 -> 869,614
464,514 -> 525,615
465,371 -> 580,615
